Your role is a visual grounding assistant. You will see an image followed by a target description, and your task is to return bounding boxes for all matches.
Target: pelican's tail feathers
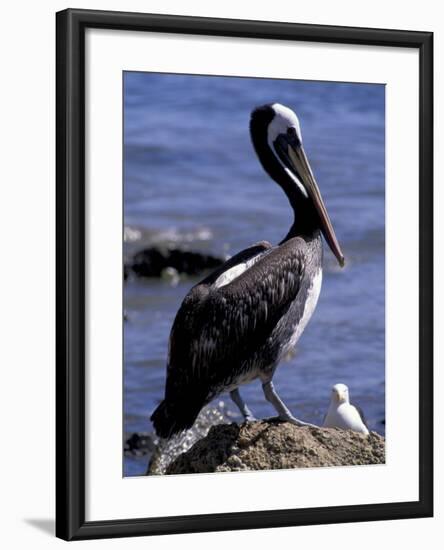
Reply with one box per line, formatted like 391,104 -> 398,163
150,398 -> 203,439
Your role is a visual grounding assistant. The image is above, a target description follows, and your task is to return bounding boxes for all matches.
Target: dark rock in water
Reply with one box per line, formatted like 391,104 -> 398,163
129,247 -> 224,278
165,421 -> 385,474
125,432 -> 156,456
124,264 -> 130,281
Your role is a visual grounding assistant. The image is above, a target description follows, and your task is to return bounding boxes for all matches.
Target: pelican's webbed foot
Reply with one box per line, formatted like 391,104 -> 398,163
277,413 -> 318,429
261,380 -> 318,429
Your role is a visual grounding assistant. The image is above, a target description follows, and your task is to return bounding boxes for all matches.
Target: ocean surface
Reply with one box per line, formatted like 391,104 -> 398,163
123,72 -> 385,477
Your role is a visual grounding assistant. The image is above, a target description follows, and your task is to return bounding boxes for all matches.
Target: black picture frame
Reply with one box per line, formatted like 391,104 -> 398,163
56,8 -> 433,541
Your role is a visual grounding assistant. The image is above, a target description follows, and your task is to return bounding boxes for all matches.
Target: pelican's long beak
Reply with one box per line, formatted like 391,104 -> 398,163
287,144 -> 345,267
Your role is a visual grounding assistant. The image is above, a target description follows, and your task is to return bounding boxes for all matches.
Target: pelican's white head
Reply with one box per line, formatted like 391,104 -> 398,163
250,102 -> 345,268
267,103 -> 303,145
331,383 -> 350,405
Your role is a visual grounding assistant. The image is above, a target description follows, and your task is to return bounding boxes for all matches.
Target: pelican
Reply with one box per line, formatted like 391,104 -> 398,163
151,103 -> 345,439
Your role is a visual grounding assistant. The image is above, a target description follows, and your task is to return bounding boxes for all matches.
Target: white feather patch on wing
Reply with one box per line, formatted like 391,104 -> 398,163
214,253 -> 265,289
214,263 -> 249,288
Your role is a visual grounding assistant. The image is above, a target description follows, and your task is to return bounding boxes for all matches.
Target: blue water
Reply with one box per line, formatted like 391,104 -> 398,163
123,72 -> 385,476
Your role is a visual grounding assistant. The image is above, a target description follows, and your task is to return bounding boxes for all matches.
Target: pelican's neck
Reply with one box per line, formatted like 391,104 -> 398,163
249,106 -> 322,244
281,196 -> 321,243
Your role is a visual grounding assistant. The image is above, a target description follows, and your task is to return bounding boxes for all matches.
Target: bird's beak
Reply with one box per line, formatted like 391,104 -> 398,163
287,144 -> 345,267
334,389 -> 346,403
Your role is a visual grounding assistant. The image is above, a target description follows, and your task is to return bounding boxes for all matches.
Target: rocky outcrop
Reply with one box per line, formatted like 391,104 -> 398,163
127,246 -> 224,278
165,420 -> 385,474
125,432 -> 156,456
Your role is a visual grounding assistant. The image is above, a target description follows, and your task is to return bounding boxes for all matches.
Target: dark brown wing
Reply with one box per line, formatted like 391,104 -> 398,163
197,240 -> 272,285
165,237 -> 307,403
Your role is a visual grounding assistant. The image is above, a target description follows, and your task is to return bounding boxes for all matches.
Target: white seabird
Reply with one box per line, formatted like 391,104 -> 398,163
323,383 -> 369,435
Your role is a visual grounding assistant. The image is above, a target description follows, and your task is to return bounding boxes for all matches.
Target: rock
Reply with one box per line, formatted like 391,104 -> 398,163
129,246 -> 224,278
124,432 -> 156,456
165,420 -> 385,474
